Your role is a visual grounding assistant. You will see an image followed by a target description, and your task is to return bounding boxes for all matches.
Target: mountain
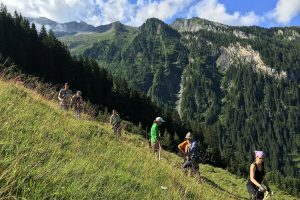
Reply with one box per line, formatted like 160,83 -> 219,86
27,17 -> 137,37
60,17 -> 300,189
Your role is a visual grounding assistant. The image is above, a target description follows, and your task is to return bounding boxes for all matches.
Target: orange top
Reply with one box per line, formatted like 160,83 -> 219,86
178,140 -> 190,154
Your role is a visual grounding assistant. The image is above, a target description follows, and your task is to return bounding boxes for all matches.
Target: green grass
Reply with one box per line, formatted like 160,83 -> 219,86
59,27 -> 138,56
0,79 -> 297,199
59,30 -> 116,55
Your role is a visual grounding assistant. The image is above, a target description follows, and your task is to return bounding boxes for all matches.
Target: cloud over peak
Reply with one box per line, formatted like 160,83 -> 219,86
268,0 -> 300,24
0,0 -> 299,27
188,0 -> 263,26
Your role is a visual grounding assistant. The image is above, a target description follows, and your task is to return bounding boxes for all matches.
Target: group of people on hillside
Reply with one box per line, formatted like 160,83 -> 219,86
149,117 -> 272,200
58,82 -> 84,120
150,117 -> 200,178
57,83 -> 272,200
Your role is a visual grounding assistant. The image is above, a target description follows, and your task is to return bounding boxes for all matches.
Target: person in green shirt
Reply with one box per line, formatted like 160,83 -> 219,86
150,117 -> 165,153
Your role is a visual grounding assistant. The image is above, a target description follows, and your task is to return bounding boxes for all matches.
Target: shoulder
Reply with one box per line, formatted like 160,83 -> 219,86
250,163 -> 256,170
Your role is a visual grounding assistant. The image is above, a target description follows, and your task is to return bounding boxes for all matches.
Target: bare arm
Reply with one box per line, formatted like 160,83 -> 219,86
109,115 -> 113,125
58,90 -> 62,101
250,164 -> 261,187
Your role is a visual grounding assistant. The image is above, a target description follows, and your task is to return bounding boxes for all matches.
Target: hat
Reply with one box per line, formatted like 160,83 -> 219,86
185,132 -> 192,139
155,117 -> 165,123
255,150 -> 264,158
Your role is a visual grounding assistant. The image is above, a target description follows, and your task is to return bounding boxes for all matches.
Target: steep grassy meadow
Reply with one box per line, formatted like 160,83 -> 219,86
0,79 -> 297,199
59,26 -> 138,56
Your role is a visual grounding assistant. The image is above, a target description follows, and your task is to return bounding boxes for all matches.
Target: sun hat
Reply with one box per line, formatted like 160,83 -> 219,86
185,132 -> 192,139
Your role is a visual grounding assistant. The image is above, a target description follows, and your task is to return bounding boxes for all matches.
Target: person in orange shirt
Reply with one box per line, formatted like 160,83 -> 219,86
178,133 -> 191,161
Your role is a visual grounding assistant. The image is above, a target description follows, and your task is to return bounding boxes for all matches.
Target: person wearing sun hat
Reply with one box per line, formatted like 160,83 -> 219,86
181,132 -> 200,179
247,150 -> 272,200
150,117 -> 165,154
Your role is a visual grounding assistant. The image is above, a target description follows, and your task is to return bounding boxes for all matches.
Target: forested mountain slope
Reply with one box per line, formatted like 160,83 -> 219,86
63,17 -> 300,180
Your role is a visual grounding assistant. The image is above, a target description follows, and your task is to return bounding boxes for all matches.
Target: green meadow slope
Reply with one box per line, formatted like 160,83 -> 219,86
59,27 -> 138,56
0,79 -> 297,200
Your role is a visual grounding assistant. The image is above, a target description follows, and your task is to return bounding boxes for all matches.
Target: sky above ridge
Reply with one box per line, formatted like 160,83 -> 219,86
0,0 -> 299,27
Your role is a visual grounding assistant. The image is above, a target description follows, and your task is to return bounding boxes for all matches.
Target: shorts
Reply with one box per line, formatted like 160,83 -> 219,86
247,182 -> 264,200
151,140 -> 159,152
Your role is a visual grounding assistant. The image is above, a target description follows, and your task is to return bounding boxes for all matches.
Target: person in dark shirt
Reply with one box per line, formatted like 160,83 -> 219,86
247,151 -> 272,200
71,91 -> 83,120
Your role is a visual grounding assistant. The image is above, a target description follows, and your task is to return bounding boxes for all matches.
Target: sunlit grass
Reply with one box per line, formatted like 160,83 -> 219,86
0,80 -> 297,199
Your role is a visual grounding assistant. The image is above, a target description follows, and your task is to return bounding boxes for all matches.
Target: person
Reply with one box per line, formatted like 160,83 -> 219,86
14,75 -> 23,85
247,151 -> 272,200
181,132 -> 200,179
58,82 -> 72,110
110,109 -> 122,140
178,134 -> 190,161
150,117 -> 165,155
71,91 -> 84,120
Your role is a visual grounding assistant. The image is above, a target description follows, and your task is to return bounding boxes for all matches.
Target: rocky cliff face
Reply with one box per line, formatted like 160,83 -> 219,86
216,43 -> 287,79
171,17 -> 228,33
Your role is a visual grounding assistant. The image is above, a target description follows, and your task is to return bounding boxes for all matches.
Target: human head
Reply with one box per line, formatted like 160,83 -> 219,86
64,82 -> 69,89
77,91 -> 82,96
185,132 -> 192,141
155,117 -> 165,125
112,109 -> 118,115
254,150 -> 264,164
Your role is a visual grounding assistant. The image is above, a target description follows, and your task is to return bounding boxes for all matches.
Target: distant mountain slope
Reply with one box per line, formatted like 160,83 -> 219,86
27,17 -> 137,37
59,22 -> 138,55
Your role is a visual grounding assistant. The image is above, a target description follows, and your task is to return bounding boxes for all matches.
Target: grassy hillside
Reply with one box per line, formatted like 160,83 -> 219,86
59,27 -> 138,56
59,30 -> 116,55
0,79 -> 297,199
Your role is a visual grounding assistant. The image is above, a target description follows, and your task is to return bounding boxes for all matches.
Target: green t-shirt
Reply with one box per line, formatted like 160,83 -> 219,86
150,123 -> 159,143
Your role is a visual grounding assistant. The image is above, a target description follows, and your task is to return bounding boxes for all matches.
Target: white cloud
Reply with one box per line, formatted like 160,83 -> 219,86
0,0 -> 266,27
268,0 -> 300,24
129,0 -> 193,26
188,0 -> 263,26
0,0 -> 94,23
0,0 -> 194,26
85,0 -> 135,26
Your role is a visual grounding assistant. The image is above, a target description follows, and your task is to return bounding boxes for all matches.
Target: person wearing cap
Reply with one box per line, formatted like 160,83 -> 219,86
181,132 -> 200,178
247,151 -> 272,200
71,90 -> 84,120
58,82 -> 72,110
150,117 -> 165,153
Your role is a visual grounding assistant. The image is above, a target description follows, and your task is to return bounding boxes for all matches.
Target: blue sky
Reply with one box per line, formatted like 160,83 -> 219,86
0,0 -> 299,27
